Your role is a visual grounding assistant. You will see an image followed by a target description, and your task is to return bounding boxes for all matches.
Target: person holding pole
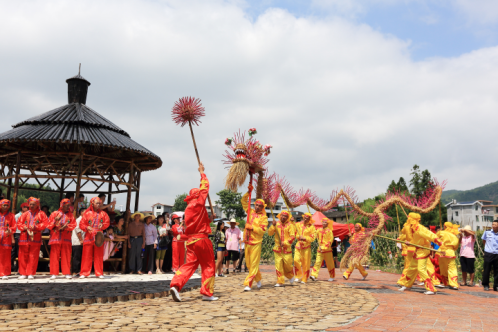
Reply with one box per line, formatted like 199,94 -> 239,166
0,199 -> 16,279
310,218 -> 336,282
169,162 -> 217,302
241,185 -> 268,291
268,210 -> 296,287
435,222 -> 460,290
343,223 -> 369,280
294,212 -> 316,284
47,199 -> 76,279
17,197 -> 48,279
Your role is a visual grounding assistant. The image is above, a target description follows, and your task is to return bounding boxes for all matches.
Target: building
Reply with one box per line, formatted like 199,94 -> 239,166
324,210 -> 355,223
445,200 -> 496,231
151,203 -> 173,216
206,204 -> 224,219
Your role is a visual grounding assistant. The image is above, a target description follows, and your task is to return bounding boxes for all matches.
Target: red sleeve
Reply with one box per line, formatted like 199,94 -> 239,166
80,212 -> 89,231
47,212 -> 57,230
8,214 -> 16,233
17,213 -> 26,231
197,173 -> 209,206
171,225 -> 179,236
34,212 -> 48,231
101,213 -> 110,231
66,213 -> 77,232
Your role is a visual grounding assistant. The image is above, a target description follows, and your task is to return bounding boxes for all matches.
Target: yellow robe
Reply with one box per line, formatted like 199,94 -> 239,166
343,231 -> 368,280
404,223 -> 441,292
294,221 -> 316,283
311,227 -> 335,279
397,223 -> 415,286
436,229 -> 459,288
268,219 -> 296,284
241,193 -> 268,287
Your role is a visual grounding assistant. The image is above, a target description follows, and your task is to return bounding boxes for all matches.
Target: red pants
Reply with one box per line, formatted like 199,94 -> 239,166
0,248 -> 11,276
170,238 -> 215,297
50,244 -> 72,276
81,244 -> 104,277
172,241 -> 186,271
19,244 -> 41,276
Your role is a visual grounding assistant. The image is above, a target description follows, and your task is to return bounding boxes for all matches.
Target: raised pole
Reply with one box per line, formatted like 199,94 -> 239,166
11,152 -> 21,213
395,204 -> 401,232
59,172 -> 65,202
188,121 -> 215,220
134,171 -> 141,213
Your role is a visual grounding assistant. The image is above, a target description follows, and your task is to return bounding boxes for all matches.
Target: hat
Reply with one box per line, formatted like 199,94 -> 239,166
171,214 -> 181,220
462,225 -> 475,235
229,218 -> 239,225
144,214 -> 156,221
131,212 -> 144,220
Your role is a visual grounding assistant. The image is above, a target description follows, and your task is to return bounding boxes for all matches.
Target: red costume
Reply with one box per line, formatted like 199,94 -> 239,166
17,197 -> 48,276
47,199 -> 76,276
0,199 -> 16,277
79,197 -> 110,277
171,223 -> 187,271
170,173 -> 215,298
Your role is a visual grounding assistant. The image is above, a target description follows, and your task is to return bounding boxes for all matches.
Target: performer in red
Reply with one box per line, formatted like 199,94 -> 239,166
171,214 -> 187,272
47,199 -> 76,279
170,162 -> 217,302
79,197 -> 110,278
0,199 -> 16,279
17,197 -> 48,279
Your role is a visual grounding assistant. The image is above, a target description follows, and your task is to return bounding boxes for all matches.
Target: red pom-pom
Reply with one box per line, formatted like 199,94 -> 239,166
172,97 -> 205,127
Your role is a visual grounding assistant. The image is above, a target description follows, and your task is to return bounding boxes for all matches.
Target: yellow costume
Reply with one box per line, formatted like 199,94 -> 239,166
268,211 -> 296,285
241,193 -> 268,288
402,213 -> 442,294
294,213 -> 316,283
397,222 -> 415,286
343,224 -> 368,280
311,218 -> 335,280
436,222 -> 459,289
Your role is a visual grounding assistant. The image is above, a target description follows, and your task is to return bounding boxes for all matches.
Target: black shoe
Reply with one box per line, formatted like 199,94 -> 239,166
449,286 -> 459,290
494,287 -> 498,292
484,286 -> 490,291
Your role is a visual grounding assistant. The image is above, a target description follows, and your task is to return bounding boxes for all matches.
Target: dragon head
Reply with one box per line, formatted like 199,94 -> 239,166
223,129 -> 272,192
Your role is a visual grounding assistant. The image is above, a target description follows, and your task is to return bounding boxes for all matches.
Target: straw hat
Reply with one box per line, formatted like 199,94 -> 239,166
462,225 -> 475,235
131,212 -> 144,220
143,213 -> 156,222
229,218 -> 240,226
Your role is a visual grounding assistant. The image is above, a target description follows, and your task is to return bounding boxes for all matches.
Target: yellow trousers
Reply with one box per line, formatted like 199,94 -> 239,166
439,257 -> 458,288
294,248 -> 312,283
243,244 -> 263,287
405,257 -> 437,292
426,258 -> 441,286
397,254 -> 412,286
343,262 -> 367,280
311,251 -> 335,278
274,252 -> 294,284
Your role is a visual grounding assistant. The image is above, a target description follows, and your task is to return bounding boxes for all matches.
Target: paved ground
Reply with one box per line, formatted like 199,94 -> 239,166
259,265 -> 498,332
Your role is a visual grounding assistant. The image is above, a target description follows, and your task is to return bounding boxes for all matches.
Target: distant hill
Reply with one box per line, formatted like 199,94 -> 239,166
441,181 -> 498,205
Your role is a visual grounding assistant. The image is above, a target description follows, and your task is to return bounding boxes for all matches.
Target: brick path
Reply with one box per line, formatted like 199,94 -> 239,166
259,265 -> 498,332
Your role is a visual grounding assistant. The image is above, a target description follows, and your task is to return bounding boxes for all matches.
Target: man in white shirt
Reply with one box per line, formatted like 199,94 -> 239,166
71,207 -> 85,276
236,230 -> 247,272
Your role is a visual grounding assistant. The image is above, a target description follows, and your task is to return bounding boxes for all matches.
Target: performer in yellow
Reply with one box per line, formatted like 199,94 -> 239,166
396,221 -> 415,287
343,223 -> 369,280
241,184 -> 269,291
435,222 -> 459,290
269,210 -> 296,286
310,218 -> 335,281
399,213 -> 442,295
294,213 -> 316,284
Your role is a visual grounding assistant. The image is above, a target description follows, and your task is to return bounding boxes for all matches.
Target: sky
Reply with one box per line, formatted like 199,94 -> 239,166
0,0 -> 497,212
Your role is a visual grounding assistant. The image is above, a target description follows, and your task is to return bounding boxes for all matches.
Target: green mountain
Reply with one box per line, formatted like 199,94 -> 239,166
441,181 -> 498,205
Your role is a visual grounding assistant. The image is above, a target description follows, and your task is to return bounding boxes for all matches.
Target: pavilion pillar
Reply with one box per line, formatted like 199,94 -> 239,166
73,154 -> 83,217
11,152 -> 21,214
107,174 -> 113,205
59,172 -> 65,202
121,161 -> 134,273
134,171 -> 141,213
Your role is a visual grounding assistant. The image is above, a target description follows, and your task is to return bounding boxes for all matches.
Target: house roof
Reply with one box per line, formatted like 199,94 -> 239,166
445,200 -> 483,207
323,210 -> 354,218
151,203 -> 173,207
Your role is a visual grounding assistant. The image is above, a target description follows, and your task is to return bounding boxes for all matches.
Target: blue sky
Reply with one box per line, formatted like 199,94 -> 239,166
243,0 -> 498,60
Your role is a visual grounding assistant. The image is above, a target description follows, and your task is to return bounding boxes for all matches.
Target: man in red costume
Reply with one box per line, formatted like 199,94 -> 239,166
48,199 -> 76,279
17,197 -> 48,279
170,162 -> 217,302
79,197 -> 110,278
0,199 -> 16,279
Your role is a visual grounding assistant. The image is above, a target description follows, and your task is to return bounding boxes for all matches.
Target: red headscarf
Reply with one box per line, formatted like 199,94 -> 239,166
20,202 -> 29,208
0,199 -> 10,208
28,197 -> 40,206
184,188 -> 200,203
59,198 -> 71,212
429,226 -> 437,234
88,197 -> 102,212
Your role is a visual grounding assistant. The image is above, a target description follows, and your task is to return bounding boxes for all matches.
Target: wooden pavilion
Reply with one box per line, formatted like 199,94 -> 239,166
0,69 -> 162,272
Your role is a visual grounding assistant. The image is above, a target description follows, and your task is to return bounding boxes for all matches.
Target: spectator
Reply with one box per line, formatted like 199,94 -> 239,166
156,215 -> 170,274
342,235 -> 351,253
128,212 -> 145,274
71,207 -> 86,276
112,215 -> 128,270
482,220 -> 498,291
333,237 -> 341,267
214,221 -> 226,277
77,194 -> 86,213
41,205 -> 50,216
65,192 -> 75,214
236,230 -> 247,272
170,214 -> 186,272
459,225 -> 476,287
11,202 -> 29,272
98,194 -> 116,214
143,214 -> 158,274
225,219 -> 242,274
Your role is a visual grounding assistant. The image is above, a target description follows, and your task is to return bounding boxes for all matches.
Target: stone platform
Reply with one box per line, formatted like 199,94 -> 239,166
0,273 -> 201,310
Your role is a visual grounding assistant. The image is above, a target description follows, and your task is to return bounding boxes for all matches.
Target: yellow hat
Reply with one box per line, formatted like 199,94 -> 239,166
444,221 -> 453,229
131,212 -> 144,221
407,213 -> 421,224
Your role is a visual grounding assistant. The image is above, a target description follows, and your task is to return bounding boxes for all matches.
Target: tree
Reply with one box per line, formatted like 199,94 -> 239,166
215,189 -> 246,219
387,180 -> 397,194
172,193 -> 188,212
397,177 -> 409,193
8,183 -> 59,212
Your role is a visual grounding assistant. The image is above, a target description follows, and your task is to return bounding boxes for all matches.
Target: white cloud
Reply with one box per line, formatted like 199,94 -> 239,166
453,0 -> 498,25
0,0 -> 497,212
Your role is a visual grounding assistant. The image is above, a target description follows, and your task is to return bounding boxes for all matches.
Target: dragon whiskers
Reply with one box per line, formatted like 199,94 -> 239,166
225,160 -> 249,192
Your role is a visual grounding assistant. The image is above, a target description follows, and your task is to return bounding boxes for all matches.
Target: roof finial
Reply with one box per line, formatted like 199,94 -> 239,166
79,63 -> 81,75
